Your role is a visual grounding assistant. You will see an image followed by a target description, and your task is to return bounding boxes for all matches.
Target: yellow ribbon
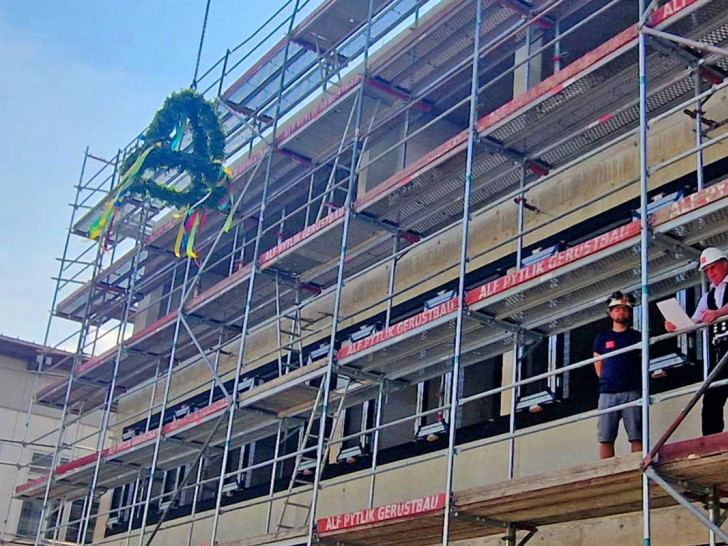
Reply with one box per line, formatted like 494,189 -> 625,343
90,145 -> 158,241
89,202 -> 114,240
186,213 -> 202,259
121,144 -> 158,183
173,220 -> 186,259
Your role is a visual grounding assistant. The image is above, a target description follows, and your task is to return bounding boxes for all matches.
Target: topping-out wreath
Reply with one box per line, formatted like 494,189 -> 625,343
90,89 -> 233,258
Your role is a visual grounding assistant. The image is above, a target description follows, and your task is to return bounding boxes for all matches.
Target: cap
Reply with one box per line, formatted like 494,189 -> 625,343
699,247 -> 728,270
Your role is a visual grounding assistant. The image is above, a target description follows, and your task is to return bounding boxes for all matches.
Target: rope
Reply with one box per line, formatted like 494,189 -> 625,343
192,0 -> 213,89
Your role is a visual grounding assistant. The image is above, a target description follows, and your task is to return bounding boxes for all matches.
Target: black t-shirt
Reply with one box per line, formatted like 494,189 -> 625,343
593,328 -> 642,393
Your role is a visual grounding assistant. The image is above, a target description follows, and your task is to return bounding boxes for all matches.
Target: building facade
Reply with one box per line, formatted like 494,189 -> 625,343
0,336 -> 98,545
13,0 -> 728,544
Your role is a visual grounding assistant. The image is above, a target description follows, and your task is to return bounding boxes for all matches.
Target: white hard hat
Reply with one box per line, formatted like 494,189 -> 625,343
699,247 -> 728,270
607,292 -> 634,309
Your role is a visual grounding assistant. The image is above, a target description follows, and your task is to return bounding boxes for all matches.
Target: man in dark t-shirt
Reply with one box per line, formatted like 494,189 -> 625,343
593,291 -> 643,459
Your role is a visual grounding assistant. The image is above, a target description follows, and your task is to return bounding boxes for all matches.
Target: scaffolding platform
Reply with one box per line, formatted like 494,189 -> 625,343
356,0 -> 728,236
337,179 -> 728,386
29,177 -> 728,502
314,432 -> 728,545
258,207 -> 394,289
221,0 -> 416,154
17,361 -> 335,502
26,0 -> 728,542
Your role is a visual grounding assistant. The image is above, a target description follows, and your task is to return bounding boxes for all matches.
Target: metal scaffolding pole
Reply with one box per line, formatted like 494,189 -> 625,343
367,382 -> 385,509
209,3 -> 302,543
442,0 -> 482,543
307,1 -> 375,543
34,153 -> 118,546
264,421 -> 284,533
79,203 -> 151,545
136,258 -> 193,546
509,161 -> 528,481
637,1 -> 652,543
32,1 -> 728,544
693,62 -> 715,546
0,147 -> 93,545
645,468 -> 728,543
124,358 -> 163,546
185,334 -> 224,546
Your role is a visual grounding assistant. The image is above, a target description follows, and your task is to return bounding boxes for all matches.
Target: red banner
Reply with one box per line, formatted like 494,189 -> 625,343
337,298 -> 459,361
259,208 -> 345,265
649,0 -> 700,25
163,399 -> 230,434
103,429 -> 159,458
16,475 -> 49,495
55,452 -> 99,476
652,178 -> 728,226
318,493 -> 446,533
466,222 -> 640,307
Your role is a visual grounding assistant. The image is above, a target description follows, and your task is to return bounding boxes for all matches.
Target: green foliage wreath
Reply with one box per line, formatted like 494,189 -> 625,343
90,90 -> 233,257
120,89 -> 229,208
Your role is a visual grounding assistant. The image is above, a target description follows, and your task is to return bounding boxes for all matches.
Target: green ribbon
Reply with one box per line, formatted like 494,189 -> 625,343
170,120 -> 186,152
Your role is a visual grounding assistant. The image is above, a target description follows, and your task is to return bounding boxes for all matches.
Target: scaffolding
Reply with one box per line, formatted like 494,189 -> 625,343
8,0 -> 728,544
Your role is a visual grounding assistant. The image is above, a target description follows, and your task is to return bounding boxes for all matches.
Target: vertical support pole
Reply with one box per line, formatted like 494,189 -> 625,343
43,147 -> 90,348
80,203 -> 151,545
14,147 -> 90,545
294,280 -> 304,369
185,332 -> 224,546
523,21 -> 532,91
442,0 -> 482,543
136,258 -> 193,546
401,102 -> 412,170
508,341 -> 520,480
124,474 -> 143,546
229,224 -> 241,276
385,237 -> 400,328
692,71 -> 711,384
504,524 -> 516,546
509,162 -> 527,480
709,485 -> 720,546
166,266 -> 178,316
265,421 -> 284,533
34,163 -> 110,546
275,271 -> 284,375
210,4 -> 302,544
367,382 -> 385,508
691,64 -> 716,546
553,20 -> 562,73
694,72 -> 705,192
125,358 -> 162,546
306,172 -> 316,227
307,2 -> 375,544
637,4 -> 652,544
515,162 -> 527,271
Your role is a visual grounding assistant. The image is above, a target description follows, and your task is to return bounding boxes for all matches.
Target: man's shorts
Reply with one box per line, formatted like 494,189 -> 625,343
597,390 -> 642,443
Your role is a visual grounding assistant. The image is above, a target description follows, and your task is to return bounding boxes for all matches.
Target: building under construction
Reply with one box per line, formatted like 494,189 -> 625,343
8,0 -> 728,543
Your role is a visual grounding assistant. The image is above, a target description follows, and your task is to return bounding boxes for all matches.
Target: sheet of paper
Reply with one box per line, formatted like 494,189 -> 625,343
657,298 -> 694,329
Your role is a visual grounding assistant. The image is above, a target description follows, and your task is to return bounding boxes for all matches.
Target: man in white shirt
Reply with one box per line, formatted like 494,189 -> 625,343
666,247 -> 728,435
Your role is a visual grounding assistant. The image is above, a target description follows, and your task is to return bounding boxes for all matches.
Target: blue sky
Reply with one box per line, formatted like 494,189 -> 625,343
0,1 -> 313,345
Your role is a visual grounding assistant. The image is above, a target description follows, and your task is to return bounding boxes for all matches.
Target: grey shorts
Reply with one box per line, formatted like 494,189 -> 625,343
597,390 -> 642,443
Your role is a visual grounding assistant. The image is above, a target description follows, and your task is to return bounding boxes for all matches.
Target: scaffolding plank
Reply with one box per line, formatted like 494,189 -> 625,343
314,432 -> 728,546
354,0 -> 723,236
239,360 -> 327,414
